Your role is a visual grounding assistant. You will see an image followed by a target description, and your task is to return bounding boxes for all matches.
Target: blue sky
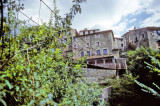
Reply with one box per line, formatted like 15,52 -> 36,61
20,0 -> 160,37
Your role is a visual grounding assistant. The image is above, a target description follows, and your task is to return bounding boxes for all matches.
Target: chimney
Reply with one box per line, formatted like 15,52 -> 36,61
84,28 -> 87,30
134,27 -> 136,30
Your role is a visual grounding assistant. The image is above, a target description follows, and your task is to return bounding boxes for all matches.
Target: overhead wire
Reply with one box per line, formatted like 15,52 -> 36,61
41,0 -> 53,12
19,0 -> 54,27
19,10 -> 39,26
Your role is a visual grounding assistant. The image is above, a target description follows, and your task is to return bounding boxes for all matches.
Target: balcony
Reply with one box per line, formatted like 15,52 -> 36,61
95,63 -> 116,69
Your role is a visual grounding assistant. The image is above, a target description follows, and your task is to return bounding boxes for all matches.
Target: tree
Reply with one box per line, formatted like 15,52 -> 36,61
0,0 -> 101,105
127,46 -> 160,105
108,74 -> 142,106
135,56 -> 160,98
128,46 -> 160,89
109,74 -> 160,106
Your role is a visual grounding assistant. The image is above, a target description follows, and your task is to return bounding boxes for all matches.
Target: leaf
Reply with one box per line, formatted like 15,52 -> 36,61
0,98 -> 7,106
16,86 -> 20,91
28,100 -> 35,106
36,81 -> 39,88
27,67 -> 30,74
5,80 -> 13,89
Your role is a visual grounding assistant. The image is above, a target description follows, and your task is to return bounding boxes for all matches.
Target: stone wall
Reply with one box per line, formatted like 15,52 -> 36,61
83,68 -> 116,83
72,30 -> 114,59
148,30 -> 160,49
101,86 -> 112,101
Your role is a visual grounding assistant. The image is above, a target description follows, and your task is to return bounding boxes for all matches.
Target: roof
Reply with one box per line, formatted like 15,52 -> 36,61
75,30 -> 115,41
115,37 -> 123,40
121,32 -> 129,37
145,27 -> 160,30
72,54 -> 115,60
87,54 -> 114,60
71,29 -> 79,36
121,26 -> 160,37
79,29 -> 100,32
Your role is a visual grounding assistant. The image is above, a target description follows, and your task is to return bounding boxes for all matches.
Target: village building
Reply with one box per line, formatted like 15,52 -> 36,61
122,27 -> 160,51
62,26 -> 160,83
71,28 -> 126,70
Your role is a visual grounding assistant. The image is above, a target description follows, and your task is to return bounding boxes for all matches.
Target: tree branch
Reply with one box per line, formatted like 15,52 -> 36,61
0,45 -> 36,70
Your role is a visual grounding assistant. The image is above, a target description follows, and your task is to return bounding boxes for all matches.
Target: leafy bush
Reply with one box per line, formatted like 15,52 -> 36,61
0,0 -> 101,105
128,46 -> 160,89
135,56 -> 160,98
109,74 -> 160,106
109,74 -> 141,106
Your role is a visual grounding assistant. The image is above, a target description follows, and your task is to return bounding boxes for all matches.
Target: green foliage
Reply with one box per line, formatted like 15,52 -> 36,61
108,74 -> 141,106
0,0 -> 101,105
135,56 -> 160,98
128,46 -> 160,89
108,74 -> 160,106
127,46 -> 160,105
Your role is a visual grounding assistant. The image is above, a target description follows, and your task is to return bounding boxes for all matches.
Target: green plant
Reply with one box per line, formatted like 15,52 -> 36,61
135,56 -> 160,98
128,46 -> 160,88
0,0 -> 101,105
108,74 -> 141,106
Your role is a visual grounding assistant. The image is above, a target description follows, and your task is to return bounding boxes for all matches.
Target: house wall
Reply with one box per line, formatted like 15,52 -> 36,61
114,38 -> 123,51
121,27 -> 160,51
147,30 -> 160,49
72,30 -> 114,59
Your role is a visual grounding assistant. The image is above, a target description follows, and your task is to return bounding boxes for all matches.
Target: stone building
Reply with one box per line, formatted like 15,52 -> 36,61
60,26 -> 160,83
122,27 -> 160,51
69,28 -> 126,70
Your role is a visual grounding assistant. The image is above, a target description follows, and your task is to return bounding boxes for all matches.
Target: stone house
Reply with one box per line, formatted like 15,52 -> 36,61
62,26 -> 160,83
122,27 -> 160,51
66,28 -> 126,70
114,37 -> 123,52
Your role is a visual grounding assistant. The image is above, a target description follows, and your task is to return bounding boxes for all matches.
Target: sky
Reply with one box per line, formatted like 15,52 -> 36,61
19,0 -> 160,37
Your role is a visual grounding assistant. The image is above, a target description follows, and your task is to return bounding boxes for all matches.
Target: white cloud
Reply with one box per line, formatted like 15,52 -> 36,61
91,22 -> 127,37
141,12 -> 160,27
129,18 -> 137,23
139,0 -> 160,27
19,0 -> 160,37
72,0 -> 151,36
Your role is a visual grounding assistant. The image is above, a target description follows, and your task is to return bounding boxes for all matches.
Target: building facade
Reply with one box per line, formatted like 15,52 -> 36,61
69,28 -> 126,70
63,26 -> 160,71
122,27 -> 160,51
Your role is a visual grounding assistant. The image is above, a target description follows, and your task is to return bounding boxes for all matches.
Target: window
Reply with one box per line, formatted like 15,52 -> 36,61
85,31 -> 88,35
73,37 -> 76,42
86,36 -> 90,40
95,30 -> 99,33
121,44 -> 123,47
135,37 -> 138,43
96,42 -> 100,46
80,31 -> 83,35
64,38 -> 67,42
103,49 -> 107,55
87,51 -> 91,56
97,50 -> 101,55
97,60 -> 103,64
90,31 -> 93,34
95,34 -> 100,38
73,45 -> 77,48
81,52 -> 84,57
157,40 -> 160,46
86,43 -> 90,47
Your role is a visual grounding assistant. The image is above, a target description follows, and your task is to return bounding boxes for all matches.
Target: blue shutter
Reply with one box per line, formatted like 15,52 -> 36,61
81,52 -> 84,57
